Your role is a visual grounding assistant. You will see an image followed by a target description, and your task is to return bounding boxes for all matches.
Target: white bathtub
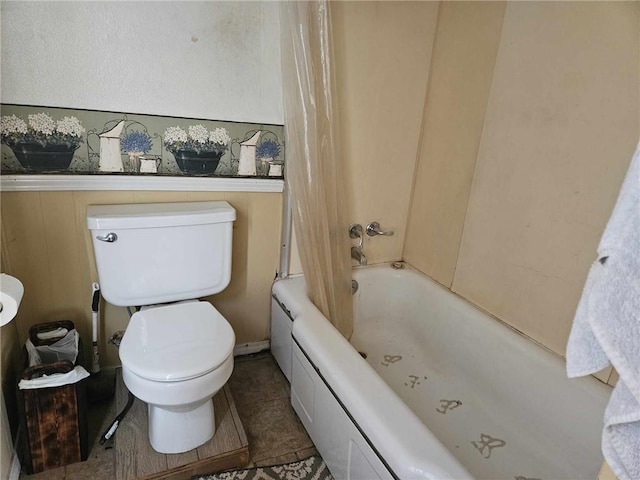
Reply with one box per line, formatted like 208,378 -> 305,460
271,263 -> 610,480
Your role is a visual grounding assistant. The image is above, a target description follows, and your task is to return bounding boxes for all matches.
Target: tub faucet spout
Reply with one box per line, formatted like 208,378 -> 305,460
351,246 -> 367,266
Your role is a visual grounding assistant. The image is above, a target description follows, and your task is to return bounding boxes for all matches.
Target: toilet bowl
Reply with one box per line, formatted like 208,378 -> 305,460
87,201 -> 237,453
119,301 -> 235,453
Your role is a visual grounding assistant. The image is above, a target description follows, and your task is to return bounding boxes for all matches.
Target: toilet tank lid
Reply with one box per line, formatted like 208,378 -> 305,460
86,201 -> 236,230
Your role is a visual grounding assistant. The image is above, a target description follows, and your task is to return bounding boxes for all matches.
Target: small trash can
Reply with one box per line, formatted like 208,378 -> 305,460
16,320 -> 89,474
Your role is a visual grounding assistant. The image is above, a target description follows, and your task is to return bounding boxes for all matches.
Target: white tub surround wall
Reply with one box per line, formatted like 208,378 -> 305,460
405,1 -> 639,363
331,2 -> 439,265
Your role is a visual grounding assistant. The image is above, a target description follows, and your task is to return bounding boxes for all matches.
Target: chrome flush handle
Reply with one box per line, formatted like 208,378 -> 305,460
366,221 -> 394,237
96,232 -> 118,243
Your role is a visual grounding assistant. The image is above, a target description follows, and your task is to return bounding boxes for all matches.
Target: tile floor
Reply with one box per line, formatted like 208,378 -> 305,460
229,352 -> 316,467
21,351 -> 317,479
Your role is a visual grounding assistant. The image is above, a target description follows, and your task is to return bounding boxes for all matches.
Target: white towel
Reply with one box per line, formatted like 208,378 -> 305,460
566,141 -> 640,480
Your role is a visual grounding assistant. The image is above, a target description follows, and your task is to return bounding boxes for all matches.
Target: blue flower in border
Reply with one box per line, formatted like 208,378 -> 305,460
256,139 -> 281,159
121,131 -> 153,154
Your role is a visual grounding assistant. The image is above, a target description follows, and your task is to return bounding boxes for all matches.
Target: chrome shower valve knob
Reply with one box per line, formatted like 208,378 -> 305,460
366,221 -> 394,237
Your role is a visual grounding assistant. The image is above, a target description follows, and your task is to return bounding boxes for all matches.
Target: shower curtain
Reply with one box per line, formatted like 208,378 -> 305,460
280,0 -> 353,339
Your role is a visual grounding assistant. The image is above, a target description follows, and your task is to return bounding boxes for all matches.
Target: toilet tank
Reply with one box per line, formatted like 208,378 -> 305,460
86,201 -> 236,307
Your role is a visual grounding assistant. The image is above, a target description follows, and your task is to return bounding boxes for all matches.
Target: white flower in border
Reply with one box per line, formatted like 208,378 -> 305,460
209,127 -> 230,146
1,112 -> 85,148
0,115 -> 28,136
56,116 -> 85,137
163,126 -> 188,145
28,113 -> 56,135
188,124 -> 209,144
163,124 -> 230,155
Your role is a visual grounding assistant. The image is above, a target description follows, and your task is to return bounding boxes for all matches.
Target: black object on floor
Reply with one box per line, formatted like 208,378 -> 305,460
100,391 -> 135,445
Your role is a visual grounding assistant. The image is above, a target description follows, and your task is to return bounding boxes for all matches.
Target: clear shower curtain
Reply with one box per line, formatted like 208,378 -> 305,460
280,0 -> 353,339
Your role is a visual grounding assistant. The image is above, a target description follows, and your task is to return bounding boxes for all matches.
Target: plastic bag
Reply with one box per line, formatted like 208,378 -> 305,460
20,327 -> 89,390
25,328 -> 80,366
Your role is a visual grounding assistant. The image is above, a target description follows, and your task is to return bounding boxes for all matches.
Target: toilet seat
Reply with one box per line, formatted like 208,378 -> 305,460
120,301 -> 234,382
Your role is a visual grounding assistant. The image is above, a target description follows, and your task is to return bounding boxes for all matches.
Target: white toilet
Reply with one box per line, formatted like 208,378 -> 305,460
86,201 -> 236,454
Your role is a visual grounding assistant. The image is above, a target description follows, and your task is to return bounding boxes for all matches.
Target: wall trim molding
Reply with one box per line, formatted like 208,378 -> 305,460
0,175 -> 284,193
233,341 -> 270,357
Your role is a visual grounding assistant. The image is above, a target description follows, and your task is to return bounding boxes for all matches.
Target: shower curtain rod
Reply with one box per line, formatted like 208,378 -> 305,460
279,180 -> 293,279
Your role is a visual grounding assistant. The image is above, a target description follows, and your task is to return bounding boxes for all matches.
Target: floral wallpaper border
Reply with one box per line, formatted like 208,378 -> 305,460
0,104 -> 285,178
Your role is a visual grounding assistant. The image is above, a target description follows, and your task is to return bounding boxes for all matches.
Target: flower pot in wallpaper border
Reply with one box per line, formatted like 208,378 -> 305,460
164,125 -> 230,175
1,112 -> 85,172
256,138 -> 282,177
9,142 -> 79,171
171,149 -> 224,174
121,130 -> 154,173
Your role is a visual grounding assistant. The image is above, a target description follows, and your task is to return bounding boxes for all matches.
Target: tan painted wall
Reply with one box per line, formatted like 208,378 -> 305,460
0,321 -> 20,477
1,388 -> 14,480
1,208 -> 22,469
406,1 -> 639,366
1,191 -> 282,369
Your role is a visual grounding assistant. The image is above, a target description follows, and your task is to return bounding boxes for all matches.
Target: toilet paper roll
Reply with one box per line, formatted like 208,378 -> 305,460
0,274 -> 24,327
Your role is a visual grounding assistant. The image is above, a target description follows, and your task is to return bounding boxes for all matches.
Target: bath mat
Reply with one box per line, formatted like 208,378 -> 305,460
193,455 -> 333,480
